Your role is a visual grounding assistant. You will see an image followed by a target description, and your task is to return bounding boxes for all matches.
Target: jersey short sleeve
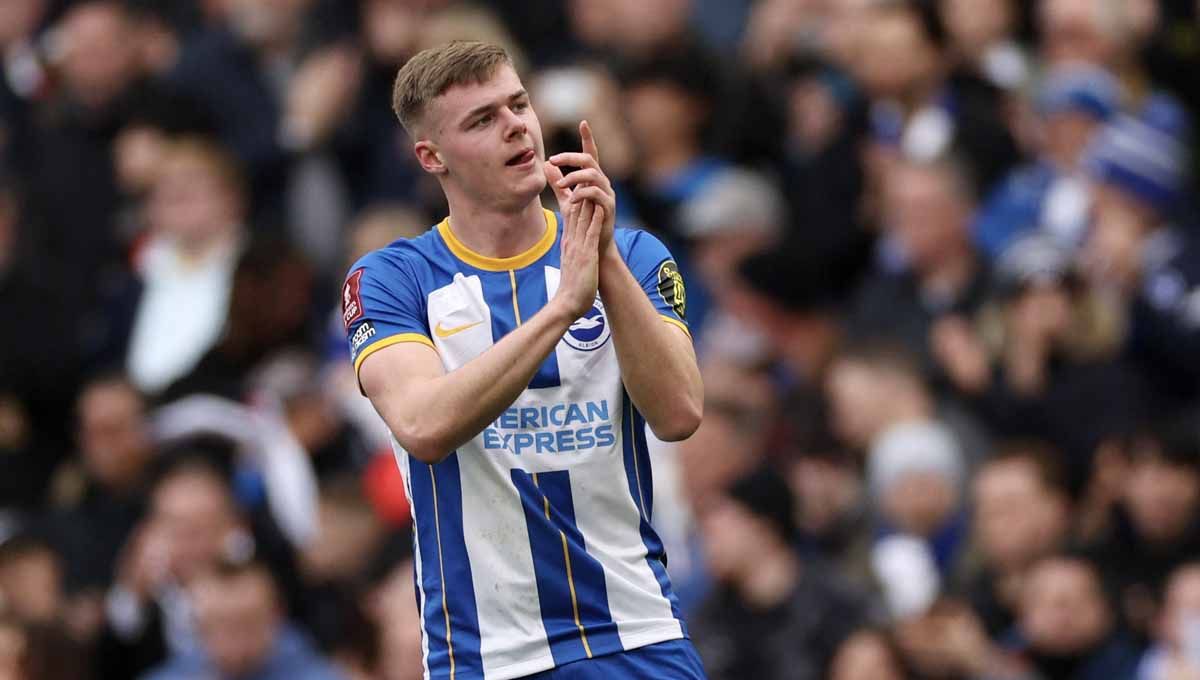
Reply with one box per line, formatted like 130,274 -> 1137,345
615,228 -> 690,335
342,251 -> 435,382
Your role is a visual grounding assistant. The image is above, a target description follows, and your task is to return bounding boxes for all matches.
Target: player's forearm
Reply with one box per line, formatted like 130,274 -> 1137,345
399,301 -> 575,463
599,249 -> 702,441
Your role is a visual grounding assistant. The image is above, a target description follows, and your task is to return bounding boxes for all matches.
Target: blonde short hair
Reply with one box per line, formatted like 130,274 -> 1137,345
392,40 -> 512,135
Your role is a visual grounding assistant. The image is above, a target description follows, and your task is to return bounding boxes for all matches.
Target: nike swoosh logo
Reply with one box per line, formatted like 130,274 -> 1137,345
434,320 -> 483,338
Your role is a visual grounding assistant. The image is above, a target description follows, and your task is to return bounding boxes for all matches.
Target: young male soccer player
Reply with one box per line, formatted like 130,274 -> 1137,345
342,41 -> 705,679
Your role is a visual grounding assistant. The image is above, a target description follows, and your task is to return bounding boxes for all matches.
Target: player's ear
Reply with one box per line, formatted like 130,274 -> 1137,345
414,140 -> 447,175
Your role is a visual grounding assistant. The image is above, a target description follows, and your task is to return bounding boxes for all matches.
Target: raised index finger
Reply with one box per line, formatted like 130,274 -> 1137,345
580,120 -> 599,164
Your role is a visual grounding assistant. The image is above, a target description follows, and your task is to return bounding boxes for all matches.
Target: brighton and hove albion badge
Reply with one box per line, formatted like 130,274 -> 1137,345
657,260 -> 686,320
564,298 -> 611,351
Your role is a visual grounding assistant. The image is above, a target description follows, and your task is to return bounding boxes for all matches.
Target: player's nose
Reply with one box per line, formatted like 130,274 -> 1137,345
500,106 -> 527,140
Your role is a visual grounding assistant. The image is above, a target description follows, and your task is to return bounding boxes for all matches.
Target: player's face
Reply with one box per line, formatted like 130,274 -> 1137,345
426,65 -> 547,211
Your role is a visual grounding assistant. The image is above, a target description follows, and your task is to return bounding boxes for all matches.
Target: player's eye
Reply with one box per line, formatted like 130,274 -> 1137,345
513,100 -> 529,112
473,113 -> 493,129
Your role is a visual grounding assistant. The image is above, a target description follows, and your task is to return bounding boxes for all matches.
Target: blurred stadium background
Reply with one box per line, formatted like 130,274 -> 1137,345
1,0 -> 1199,678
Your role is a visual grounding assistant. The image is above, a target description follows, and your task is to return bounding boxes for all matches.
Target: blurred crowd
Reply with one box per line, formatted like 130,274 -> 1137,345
1,0 -> 1199,678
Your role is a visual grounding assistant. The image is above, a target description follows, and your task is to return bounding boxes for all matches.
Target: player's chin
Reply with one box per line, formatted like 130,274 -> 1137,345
511,168 -> 547,198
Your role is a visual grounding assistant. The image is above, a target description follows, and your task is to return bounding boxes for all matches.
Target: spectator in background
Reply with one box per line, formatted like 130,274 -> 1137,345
619,45 -> 725,224
784,442 -> 873,592
964,234 -> 1142,490
151,0 -> 322,225
110,88 -> 217,242
0,614 -> 93,680
0,0 -> 50,164
44,374 -> 153,638
22,0 -> 147,322
162,238 -> 314,402
690,467 -> 868,680
1085,422 -> 1200,640
825,342 -> 979,468
671,360 -> 777,610
851,153 -> 991,380
578,0 -> 695,60
676,168 -> 785,315
891,597 -> 1027,679
125,138 -> 247,397
0,616 -> 22,679
830,629 -> 910,680
959,443 -> 1072,639
852,0 -> 1019,193
0,534 -> 64,627
973,63 -> 1120,257
1009,554 -> 1140,679
98,455 -> 261,680
775,55 -> 871,260
866,419 -> 968,579
730,245 -> 855,387
1082,112 -> 1198,409
618,44 -> 729,334
939,0 -> 1029,94
1037,0 -> 1165,103
1137,562 -> 1200,680
143,560 -> 343,680
0,169 -> 80,509
365,556 -> 423,680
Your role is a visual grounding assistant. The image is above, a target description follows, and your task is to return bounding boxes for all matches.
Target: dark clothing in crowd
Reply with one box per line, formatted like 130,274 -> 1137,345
974,358 -> 1147,493
849,261 -> 991,378
1085,507 -> 1200,638
44,483 -> 146,591
1126,227 -> 1200,411
1007,631 -> 1142,680
0,263 -> 82,507
689,562 -> 868,680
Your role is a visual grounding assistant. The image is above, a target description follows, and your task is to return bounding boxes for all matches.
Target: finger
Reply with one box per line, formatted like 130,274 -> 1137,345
583,205 -> 605,249
580,120 -> 599,164
560,199 -> 578,249
567,186 -> 616,213
548,152 -> 600,170
555,167 -> 612,193
576,193 -> 597,227
543,160 -> 572,206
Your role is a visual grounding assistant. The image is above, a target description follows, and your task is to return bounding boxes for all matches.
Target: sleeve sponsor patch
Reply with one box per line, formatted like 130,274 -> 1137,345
342,269 -> 365,329
656,260 -> 686,320
350,320 -> 376,352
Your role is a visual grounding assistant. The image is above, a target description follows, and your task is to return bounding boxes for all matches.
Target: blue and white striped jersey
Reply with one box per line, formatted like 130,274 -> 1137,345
343,209 -> 690,680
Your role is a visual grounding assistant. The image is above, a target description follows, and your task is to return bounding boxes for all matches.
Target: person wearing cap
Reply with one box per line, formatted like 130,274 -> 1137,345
1082,110 -> 1200,409
973,63 -> 1120,257
866,419 -> 969,578
689,466 -> 869,680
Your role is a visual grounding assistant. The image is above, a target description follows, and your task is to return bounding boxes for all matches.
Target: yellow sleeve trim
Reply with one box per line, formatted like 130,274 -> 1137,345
354,333 -> 437,378
660,315 -> 691,338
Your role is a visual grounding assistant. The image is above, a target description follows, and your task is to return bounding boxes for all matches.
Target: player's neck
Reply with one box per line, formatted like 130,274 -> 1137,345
444,198 -> 547,259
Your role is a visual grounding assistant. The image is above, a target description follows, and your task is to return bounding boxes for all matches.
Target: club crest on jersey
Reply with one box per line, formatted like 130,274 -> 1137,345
342,269 -> 365,329
564,298 -> 610,351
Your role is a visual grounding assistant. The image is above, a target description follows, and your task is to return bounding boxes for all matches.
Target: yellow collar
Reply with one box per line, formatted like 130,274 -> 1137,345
437,209 -> 558,271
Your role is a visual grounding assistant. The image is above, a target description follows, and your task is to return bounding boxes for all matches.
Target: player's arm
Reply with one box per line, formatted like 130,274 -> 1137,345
597,246 -> 703,441
359,200 -> 604,464
550,122 -> 702,441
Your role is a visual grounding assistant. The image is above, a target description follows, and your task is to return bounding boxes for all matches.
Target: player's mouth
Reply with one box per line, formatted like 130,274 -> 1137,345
505,148 -> 536,168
